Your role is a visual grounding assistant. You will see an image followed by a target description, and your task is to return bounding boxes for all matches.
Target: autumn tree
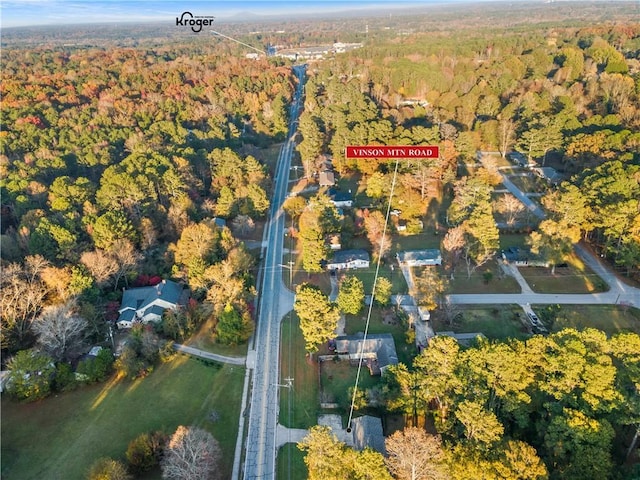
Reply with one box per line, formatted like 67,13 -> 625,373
337,275 -> 365,315
385,427 -> 450,480
6,349 -> 56,402
294,283 -> 340,353
126,430 -> 168,474
298,425 -> 392,480
411,268 -> 448,310
87,458 -> 132,480
373,277 -> 393,306
364,210 -> 391,259
161,426 -> 221,480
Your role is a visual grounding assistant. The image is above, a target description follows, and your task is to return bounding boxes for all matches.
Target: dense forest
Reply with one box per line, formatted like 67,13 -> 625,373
294,20 -> 640,279
289,11 -> 640,480
0,38 -> 295,369
1,2 -> 639,478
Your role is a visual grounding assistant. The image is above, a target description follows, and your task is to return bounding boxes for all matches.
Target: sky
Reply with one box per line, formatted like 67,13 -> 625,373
0,0 -> 474,28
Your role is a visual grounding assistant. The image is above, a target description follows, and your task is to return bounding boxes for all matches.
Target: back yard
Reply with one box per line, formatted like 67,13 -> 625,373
1,356 -> 243,480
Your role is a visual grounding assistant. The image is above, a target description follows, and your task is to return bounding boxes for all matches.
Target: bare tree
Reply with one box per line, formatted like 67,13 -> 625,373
498,117 -> 515,158
110,239 -> 140,289
81,249 -> 118,287
0,256 -> 49,350
494,194 -> 525,227
32,301 -> 88,361
385,427 -> 450,480
161,426 -> 221,480
442,226 -> 465,278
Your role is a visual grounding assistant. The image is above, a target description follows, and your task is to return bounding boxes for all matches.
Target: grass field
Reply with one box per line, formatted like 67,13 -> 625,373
319,359 -> 379,410
1,357 -> 243,480
518,253 -> 608,294
432,305 -> 530,341
449,262 -> 521,294
534,304 -> 640,336
187,317 -> 249,357
349,266 -> 408,295
279,314 -> 320,429
277,443 -> 308,480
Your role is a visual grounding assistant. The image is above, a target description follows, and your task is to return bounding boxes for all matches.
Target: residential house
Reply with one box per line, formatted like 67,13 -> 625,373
501,247 -> 549,267
333,332 -> 398,375
117,279 -> 186,329
531,166 -> 563,185
326,249 -> 370,271
319,171 -> 336,187
329,190 -> 353,208
396,249 -> 442,267
351,416 -> 386,454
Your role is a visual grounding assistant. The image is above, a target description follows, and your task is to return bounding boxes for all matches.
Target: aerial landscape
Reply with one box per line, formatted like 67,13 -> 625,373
1,1 -> 640,479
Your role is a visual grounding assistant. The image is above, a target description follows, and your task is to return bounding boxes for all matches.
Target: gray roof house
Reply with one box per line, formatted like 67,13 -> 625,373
326,249 -> 370,271
117,280 -> 185,329
396,249 -> 442,267
351,415 -> 386,454
334,332 -> 398,375
319,170 -> 336,187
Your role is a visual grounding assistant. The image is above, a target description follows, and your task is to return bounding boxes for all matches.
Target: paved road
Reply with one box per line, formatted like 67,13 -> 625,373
173,344 -> 246,365
242,64 -> 306,480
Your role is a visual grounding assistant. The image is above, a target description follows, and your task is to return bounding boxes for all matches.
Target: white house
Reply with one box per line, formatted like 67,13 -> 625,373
396,249 -> 442,267
117,280 -> 185,329
326,249 -> 370,271
330,190 -> 353,208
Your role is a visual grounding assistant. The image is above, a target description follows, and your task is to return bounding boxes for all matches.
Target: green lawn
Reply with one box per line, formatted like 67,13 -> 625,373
187,318 -> 249,357
1,357 -> 244,480
279,314 -> 320,429
517,253 -> 608,294
277,443 -> 308,480
534,304 -> 640,336
319,359 -> 379,410
499,234 -> 529,250
432,305 -> 530,341
506,173 -> 548,193
392,231 -> 441,253
349,265 -> 408,295
449,262 -> 521,294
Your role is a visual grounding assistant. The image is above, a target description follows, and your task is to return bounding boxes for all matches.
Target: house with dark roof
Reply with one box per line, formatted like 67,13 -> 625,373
117,280 -> 185,329
334,332 -> 398,375
329,190 -> 353,208
396,249 -> 442,267
501,247 -> 549,267
351,415 -> 386,454
326,249 -> 370,271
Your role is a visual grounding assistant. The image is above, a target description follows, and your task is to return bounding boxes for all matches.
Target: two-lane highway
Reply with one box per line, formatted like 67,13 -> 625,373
243,64 -> 306,480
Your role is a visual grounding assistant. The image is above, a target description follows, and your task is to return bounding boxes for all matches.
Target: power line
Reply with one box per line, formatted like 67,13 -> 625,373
346,157 -> 401,431
211,30 -> 266,56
